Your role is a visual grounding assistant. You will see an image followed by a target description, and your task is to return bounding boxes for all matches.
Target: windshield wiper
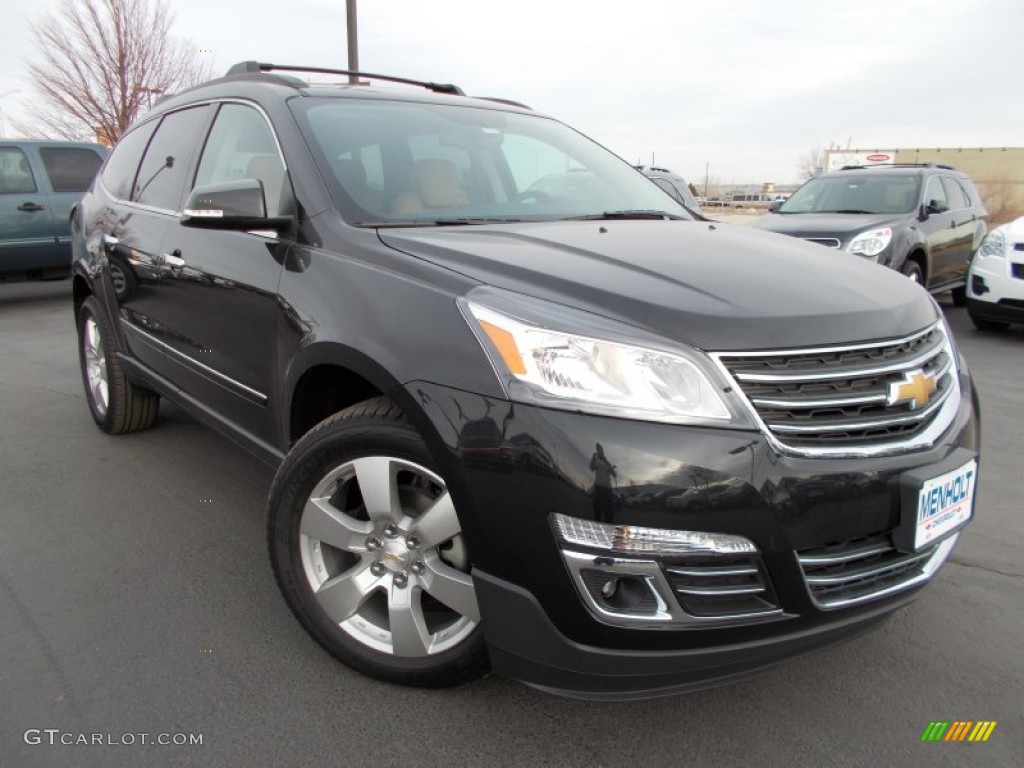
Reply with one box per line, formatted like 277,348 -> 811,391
358,218 -> 525,228
820,209 -> 877,215
567,210 -> 685,221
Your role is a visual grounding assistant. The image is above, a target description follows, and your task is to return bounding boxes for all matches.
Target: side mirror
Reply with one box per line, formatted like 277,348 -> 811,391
181,180 -> 291,230
925,199 -> 949,216
768,199 -> 783,213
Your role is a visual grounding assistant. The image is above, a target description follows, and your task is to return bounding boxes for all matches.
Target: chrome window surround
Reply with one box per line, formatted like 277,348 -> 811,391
709,320 -> 962,459
98,98 -> 289,216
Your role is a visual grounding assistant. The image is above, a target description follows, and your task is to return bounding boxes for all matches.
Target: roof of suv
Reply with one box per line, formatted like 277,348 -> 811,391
152,61 -> 538,117
830,163 -> 968,177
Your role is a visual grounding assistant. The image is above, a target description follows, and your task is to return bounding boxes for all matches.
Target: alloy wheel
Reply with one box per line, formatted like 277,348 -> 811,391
298,456 -> 479,657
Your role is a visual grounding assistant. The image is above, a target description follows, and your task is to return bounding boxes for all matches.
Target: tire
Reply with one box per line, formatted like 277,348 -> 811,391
950,285 -> 967,307
900,260 -> 924,285
267,396 -> 489,688
77,295 -> 159,434
969,314 -> 1009,332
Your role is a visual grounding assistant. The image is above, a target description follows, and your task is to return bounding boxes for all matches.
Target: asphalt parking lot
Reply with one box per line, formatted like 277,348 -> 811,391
1,279 -> 1021,768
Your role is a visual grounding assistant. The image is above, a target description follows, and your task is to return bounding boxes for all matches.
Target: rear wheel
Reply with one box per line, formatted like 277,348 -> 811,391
268,397 -> 488,687
77,296 -> 159,433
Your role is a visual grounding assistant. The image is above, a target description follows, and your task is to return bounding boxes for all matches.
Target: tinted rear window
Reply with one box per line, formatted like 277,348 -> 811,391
39,147 -> 104,193
101,121 -> 158,200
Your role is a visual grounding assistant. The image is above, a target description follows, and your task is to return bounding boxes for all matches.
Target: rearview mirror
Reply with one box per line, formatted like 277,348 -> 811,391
181,180 -> 291,230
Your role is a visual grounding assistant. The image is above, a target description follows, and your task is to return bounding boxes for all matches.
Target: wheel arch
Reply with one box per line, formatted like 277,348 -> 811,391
283,342 -> 440,451
72,273 -> 92,317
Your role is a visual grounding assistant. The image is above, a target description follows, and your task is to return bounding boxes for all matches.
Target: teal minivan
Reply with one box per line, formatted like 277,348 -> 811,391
1,140 -> 107,281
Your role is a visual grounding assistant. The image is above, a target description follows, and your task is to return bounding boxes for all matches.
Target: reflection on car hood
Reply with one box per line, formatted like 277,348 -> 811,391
379,220 -> 935,351
751,212 -> 906,239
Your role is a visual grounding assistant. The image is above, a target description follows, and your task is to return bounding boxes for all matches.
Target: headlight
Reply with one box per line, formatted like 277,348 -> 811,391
977,229 -> 1006,259
846,227 -> 892,258
460,292 -> 749,426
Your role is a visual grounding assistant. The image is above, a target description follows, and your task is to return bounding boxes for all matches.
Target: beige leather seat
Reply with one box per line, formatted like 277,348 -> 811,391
392,159 -> 468,215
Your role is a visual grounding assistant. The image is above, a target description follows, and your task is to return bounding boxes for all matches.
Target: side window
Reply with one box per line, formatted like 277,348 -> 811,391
134,106 -> 211,210
194,104 -> 287,215
100,120 -> 158,200
924,176 -> 949,211
39,148 -> 104,193
0,147 -> 37,194
941,177 -> 969,211
650,177 -> 683,203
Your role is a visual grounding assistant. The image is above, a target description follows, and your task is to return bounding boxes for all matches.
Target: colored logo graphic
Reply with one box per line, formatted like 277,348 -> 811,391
921,721 -> 997,742
888,369 -> 937,409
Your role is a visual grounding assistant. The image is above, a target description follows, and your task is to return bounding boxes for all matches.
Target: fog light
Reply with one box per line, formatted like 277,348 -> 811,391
601,579 -> 619,599
552,512 -> 757,555
971,274 -> 988,296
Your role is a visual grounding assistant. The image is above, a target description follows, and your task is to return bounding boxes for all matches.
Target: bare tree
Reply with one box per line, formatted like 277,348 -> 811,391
796,144 -> 824,181
19,0 -> 212,143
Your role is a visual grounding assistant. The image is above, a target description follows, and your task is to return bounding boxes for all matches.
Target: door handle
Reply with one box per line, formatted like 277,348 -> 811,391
17,202 -> 45,212
163,250 -> 186,269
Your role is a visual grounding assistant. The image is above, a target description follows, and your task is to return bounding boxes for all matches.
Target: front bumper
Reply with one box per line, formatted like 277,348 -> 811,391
968,259 -> 1024,324
398,371 -> 979,698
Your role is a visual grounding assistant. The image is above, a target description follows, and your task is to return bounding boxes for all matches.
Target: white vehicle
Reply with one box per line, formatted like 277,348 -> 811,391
967,216 -> 1024,331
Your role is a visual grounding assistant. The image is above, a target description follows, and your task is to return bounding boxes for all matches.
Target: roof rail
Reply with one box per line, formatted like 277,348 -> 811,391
475,96 -> 532,110
839,163 -> 956,171
225,61 -> 464,95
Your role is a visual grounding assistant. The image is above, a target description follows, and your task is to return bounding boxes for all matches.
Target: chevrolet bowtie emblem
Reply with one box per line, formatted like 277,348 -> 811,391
888,369 -> 937,409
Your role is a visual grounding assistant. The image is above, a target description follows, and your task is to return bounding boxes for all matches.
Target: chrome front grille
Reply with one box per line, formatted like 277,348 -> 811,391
803,237 -> 841,248
663,555 -> 780,619
714,321 -> 960,456
796,533 -> 955,609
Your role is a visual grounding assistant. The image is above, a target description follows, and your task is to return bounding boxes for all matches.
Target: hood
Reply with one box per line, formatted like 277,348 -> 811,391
378,220 -> 936,351
751,211 -> 905,240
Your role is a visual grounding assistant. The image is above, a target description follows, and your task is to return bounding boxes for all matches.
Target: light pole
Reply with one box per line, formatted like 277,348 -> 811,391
346,0 -> 359,83
703,162 -> 709,198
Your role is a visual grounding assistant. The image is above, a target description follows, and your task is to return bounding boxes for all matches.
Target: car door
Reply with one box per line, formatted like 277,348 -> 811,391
940,176 -> 976,285
106,105 -> 214,386
150,101 -> 291,446
0,145 -> 58,277
917,175 -> 955,289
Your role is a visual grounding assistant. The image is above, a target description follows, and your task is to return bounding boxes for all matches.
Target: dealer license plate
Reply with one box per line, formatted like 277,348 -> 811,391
915,459 -> 977,550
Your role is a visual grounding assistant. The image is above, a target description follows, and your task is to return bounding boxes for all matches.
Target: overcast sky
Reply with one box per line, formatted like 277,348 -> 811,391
3,0 -> 1022,185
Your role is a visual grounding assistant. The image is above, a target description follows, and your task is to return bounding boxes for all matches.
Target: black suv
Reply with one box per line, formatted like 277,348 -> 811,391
753,164 -> 988,303
71,63 -> 980,699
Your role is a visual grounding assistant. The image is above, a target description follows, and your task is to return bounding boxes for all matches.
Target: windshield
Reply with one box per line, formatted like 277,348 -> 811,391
778,174 -> 921,215
291,97 -> 691,226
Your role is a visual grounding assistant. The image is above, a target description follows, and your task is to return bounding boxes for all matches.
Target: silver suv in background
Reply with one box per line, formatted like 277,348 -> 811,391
635,165 -> 701,212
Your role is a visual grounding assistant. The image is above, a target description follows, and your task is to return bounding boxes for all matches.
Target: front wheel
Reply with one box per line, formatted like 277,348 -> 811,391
969,313 -> 1009,332
267,397 -> 488,688
900,260 -> 924,285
